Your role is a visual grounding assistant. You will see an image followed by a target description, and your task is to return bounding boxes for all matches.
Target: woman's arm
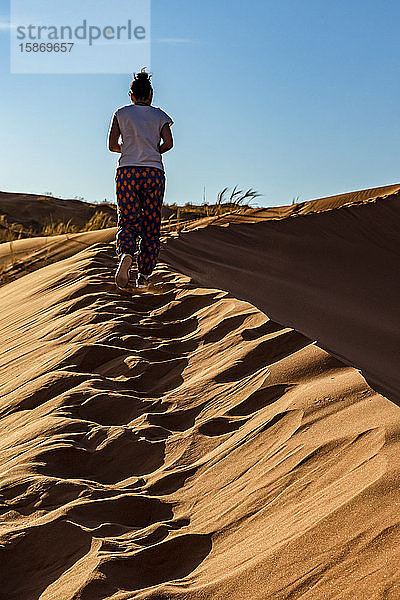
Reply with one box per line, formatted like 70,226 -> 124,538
108,114 -> 122,153
157,123 -> 174,154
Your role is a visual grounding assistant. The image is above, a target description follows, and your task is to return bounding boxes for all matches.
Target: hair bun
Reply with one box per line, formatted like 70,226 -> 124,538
133,68 -> 151,81
130,68 -> 153,98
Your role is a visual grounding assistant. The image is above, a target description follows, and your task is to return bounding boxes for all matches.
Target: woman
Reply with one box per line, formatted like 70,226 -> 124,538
108,68 -> 174,289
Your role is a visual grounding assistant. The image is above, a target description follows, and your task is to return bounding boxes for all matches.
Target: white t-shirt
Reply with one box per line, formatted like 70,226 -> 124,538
114,104 -> 173,172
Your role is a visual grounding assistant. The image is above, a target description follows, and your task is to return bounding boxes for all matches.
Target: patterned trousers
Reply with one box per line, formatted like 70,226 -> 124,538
115,165 -> 165,276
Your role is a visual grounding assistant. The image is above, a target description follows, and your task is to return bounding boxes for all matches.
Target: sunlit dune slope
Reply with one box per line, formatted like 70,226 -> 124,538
0,228 -> 116,280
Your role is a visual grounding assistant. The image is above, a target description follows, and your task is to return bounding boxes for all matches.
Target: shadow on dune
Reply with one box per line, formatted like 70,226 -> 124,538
161,193 -> 400,406
78,533 -> 212,599
35,433 -> 166,483
0,519 -> 92,600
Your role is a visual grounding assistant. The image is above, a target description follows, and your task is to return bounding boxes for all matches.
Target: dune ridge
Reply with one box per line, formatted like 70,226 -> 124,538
242,181 -> 400,220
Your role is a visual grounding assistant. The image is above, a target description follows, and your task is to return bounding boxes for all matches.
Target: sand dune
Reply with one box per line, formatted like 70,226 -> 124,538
0,190 -> 174,239
162,187 -> 400,405
0,191 -> 117,233
0,186 -> 399,599
181,182 -> 400,230
0,228 -> 116,283
241,182 -> 400,220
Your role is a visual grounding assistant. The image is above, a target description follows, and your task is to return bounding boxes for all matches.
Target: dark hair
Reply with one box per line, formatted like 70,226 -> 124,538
130,68 -> 153,100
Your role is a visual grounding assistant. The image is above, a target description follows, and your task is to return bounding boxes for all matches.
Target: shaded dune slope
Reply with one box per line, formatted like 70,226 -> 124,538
161,191 -> 400,406
0,237 -> 399,599
0,190 -> 173,230
0,191 -> 117,232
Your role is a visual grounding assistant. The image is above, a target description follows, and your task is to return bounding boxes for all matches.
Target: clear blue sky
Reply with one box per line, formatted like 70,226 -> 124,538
0,0 -> 399,207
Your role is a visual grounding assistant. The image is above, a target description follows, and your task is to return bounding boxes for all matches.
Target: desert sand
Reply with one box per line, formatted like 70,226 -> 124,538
0,183 -> 399,599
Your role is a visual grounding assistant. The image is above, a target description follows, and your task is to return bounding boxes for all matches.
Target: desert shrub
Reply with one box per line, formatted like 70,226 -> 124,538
82,211 -> 115,231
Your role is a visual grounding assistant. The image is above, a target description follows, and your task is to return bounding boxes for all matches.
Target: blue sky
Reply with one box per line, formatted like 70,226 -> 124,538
0,0 -> 399,207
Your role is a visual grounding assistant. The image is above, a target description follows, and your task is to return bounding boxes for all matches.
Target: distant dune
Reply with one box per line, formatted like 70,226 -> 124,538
0,191 -> 117,233
0,191 -> 176,239
0,183 -> 399,599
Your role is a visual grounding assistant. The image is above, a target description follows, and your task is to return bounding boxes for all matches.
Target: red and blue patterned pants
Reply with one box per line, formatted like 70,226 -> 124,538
115,165 -> 166,276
